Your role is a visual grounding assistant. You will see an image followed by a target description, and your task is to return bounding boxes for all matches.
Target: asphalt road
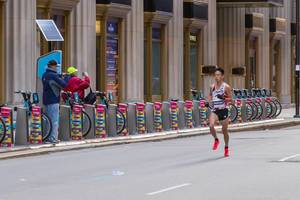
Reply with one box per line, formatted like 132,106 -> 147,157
1,126 -> 300,200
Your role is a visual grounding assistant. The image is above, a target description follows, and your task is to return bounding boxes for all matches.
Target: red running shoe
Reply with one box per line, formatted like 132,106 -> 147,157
212,139 -> 220,151
224,147 -> 229,157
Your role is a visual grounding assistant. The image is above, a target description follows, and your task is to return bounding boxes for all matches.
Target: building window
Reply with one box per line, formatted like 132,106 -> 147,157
144,23 -> 164,102
96,20 -> 102,91
184,28 -> 202,100
190,33 -> 198,90
152,26 -> 162,96
96,18 -> 121,102
37,9 -> 69,71
246,37 -> 258,89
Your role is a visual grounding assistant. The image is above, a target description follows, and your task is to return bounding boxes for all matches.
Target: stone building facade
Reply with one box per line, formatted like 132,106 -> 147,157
0,0 -> 296,104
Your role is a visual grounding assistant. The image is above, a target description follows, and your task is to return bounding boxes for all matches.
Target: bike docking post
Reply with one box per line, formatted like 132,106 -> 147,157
59,105 -> 71,141
193,100 -> 200,127
178,101 -> 185,129
15,107 -> 29,145
118,103 -> 128,136
136,103 -> 146,134
70,105 -> 83,140
107,104 -> 117,137
162,102 -> 171,131
95,104 -> 107,138
29,106 -> 42,145
170,101 -> 179,131
0,107 -> 14,147
153,102 -> 163,132
184,100 -> 194,129
84,104 -> 95,139
199,100 -> 209,127
127,103 -> 136,135
145,102 -> 154,133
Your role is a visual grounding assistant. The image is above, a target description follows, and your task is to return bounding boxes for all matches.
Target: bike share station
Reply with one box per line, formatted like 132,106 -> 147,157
0,22 -> 283,148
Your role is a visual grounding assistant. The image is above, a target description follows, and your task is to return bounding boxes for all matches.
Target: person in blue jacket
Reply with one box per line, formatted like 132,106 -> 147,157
42,60 -> 67,144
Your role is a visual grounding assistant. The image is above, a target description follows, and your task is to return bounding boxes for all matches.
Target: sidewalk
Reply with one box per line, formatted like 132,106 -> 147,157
1,109 -> 300,159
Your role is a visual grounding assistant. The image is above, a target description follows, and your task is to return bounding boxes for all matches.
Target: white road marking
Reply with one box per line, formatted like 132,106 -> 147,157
278,154 -> 300,162
147,183 -> 192,196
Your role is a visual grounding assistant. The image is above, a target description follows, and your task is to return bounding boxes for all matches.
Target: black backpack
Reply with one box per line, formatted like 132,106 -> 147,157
84,87 -> 96,105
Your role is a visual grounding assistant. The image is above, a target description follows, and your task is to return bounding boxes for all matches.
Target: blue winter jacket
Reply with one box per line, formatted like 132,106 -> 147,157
42,68 -> 67,105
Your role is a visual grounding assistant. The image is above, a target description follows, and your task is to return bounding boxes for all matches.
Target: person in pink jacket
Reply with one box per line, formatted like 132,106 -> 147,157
63,66 -> 90,100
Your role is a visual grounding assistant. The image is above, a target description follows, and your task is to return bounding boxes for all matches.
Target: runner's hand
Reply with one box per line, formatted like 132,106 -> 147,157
82,72 -> 89,77
216,94 -> 225,100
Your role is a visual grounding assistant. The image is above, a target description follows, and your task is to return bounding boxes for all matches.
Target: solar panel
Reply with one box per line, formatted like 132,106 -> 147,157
36,20 -> 64,42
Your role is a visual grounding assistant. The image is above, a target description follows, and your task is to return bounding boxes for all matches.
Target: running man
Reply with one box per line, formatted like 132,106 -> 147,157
208,67 -> 233,157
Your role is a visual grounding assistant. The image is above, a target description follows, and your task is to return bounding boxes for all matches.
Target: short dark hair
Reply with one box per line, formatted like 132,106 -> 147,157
48,60 -> 57,67
215,67 -> 224,75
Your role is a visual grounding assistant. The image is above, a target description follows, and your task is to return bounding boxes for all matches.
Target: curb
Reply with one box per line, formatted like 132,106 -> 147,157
0,118 -> 300,160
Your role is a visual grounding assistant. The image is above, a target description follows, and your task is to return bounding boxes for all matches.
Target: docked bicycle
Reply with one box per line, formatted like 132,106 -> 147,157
14,91 -> 52,141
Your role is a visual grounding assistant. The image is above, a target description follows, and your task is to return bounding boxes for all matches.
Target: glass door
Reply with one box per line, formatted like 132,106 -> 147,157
249,49 -> 256,88
248,38 -> 257,89
190,33 -> 198,90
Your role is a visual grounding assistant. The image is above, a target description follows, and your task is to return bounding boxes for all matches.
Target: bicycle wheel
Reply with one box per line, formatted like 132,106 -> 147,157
269,100 -> 277,119
273,99 -> 282,118
228,104 -> 238,123
82,110 -> 92,138
245,102 -> 254,121
42,113 -> 52,141
116,110 -> 126,135
254,102 -> 263,120
250,102 -> 259,121
265,101 -> 274,119
0,118 -> 6,144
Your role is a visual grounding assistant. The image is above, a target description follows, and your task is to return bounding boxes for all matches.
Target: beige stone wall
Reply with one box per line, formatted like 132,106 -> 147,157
4,0 -> 37,103
217,7 -> 246,88
203,0 -> 217,65
0,0 -> 294,104
167,0 -> 184,100
270,0 -> 292,103
69,0 -> 96,89
124,0 -> 144,102
245,7 -> 270,89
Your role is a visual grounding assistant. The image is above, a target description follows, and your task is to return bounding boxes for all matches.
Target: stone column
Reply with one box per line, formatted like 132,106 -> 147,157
167,0 -> 184,100
270,0 -> 292,103
217,7 -> 246,88
4,0 -> 37,103
69,0 -> 96,89
203,0 -> 217,65
124,0 -> 144,102
245,7 -> 270,89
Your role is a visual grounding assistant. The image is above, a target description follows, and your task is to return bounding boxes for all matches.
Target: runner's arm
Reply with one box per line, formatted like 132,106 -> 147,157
208,85 -> 213,101
225,85 -> 233,104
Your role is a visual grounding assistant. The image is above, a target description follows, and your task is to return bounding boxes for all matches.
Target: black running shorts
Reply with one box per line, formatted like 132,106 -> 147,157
213,108 -> 229,121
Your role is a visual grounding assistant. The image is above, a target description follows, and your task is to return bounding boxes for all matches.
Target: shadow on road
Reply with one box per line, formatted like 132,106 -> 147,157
169,156 -> 225,169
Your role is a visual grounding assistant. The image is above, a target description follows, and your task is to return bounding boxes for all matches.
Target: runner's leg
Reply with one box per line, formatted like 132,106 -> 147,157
210,112 -> 220,150
209,112 -> 218,139
221,118 -> 229,147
